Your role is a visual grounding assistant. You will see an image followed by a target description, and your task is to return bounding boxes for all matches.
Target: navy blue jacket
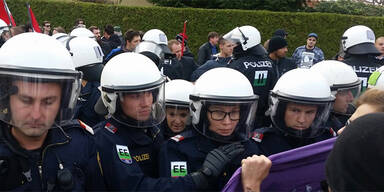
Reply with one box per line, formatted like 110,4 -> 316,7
0,120 -> 104,191
190,57 -> 232,82
74,81 -> 105,127
251,126 -> 336,156
94,117 -> 197,191
228,51 -> 277,128
158,129 -> 261,191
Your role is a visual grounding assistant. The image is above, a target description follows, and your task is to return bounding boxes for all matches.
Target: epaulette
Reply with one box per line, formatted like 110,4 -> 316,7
104,122 -> 117,134
59,119 -> 94,135
78,120 -> 94,135
250,127 -> 271,143
251,132 -> 264,143
170,130 -> 195,142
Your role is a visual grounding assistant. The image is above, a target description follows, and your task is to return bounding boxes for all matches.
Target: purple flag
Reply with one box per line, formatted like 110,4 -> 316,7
222,137 -> 336,192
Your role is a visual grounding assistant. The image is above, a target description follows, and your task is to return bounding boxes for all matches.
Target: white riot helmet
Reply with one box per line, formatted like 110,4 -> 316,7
163,79 -> 194,108
52,32 -> 69,45
138,29 -> 172,57
0,19 -> 10,35
341,25 -> 380,55
190,67 -> 259,143
66,36 -> 104,81
368,65 -> 384,90
70,27 -> 96,40
0,32 -> 81,125
269,68 -> 335,138
99,52 -> 166,128
223,25 -> 260,50
310,60 -> 361,114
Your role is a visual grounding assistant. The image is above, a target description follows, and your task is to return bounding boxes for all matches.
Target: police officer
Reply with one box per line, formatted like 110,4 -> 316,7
224,25 -> 277,128
136,29 -> 182,80
160,79 -> 194,140
158,67 -> 261,191
311,60 -> 361,131
252,69 -> 336,156
67,36 -> 106,127
341,25 -> 382,92
93,52 -> 245,191
0,33 -> 104,190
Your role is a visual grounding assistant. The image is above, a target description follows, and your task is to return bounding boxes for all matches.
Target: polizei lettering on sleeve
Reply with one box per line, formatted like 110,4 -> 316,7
243,61 -> 272,69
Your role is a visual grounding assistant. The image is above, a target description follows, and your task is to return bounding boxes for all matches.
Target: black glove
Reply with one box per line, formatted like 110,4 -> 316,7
190,142 -> 245,189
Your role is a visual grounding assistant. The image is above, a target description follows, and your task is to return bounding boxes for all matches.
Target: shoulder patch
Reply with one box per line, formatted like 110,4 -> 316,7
105,122 -> 117,134
251,132 -> 264,142
171,135 -> 185,142
78,120 -> 94,135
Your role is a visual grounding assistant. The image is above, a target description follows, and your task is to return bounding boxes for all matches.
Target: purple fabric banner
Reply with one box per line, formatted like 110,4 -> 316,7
222,137 -> 336,192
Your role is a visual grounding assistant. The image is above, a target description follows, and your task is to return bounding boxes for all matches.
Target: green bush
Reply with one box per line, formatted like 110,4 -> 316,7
7,0 -> 384,60
306,0 -> 384,17
148,0 -> 306,12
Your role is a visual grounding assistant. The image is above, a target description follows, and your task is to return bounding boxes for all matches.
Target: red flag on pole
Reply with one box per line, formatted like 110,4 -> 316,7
180,20 -> 187,57
27,3 -> 41,33
0,0 -> 16,26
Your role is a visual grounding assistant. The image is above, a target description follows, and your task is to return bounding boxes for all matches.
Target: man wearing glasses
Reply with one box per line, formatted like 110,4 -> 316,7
42,21 -> 51,36
158,67 -> 261,191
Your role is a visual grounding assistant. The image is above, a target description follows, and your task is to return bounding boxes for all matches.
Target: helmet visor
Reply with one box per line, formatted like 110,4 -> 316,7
134,41 -> 163,59
333,84 -> 361,114
192,99 -> 258,143
0,69 -> 81,130
115,83 -> 165,128
270,97 -> 332,138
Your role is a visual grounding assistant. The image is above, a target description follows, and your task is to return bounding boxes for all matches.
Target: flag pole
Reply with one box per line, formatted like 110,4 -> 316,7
3,0 -> 12,26
181,20 -> 187,57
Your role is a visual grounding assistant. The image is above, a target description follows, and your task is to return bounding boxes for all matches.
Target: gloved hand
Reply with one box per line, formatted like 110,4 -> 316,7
190,142 -> 245,189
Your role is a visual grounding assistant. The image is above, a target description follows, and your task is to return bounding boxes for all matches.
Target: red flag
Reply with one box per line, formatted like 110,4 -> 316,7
27,3 -> 41,33
0,0 -> 16,26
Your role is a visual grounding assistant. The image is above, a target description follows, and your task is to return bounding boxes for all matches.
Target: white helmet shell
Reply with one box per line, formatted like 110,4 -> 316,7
341,25 -> 380,55
100,52 -> 165,115
272,68 -> 333,101
52,32 -> 69,45
310,60 -> 361,94
368,65 -> 384,90
66,36 -> 104,68
70,27 -> 95,39
223,25 -> 261,51
0,32 -> 74,70
164,79 -> 194,106
142,29 -> 168,46
0,18 -> 9,35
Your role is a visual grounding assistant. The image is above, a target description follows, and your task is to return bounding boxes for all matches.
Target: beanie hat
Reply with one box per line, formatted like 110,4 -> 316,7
326,112 -> 384,191
268,36 -> 287,53
273,29 -> 288,38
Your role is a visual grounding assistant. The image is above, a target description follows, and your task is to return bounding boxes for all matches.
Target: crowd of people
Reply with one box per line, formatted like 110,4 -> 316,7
0,17 -> 384,191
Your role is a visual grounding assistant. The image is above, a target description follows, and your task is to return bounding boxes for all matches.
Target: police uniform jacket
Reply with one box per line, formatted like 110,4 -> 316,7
343,54 -> 382,91
228,50 -> 277,128
0,120 -> 104,191
74,81 -> 105,127
158,129 -> 261,191
94,117 -> 197,191
251,126 -> 336,157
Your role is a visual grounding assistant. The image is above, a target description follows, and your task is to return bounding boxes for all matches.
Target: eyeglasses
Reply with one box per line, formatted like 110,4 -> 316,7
45,25 -> 51,27
208,109 -> 240,121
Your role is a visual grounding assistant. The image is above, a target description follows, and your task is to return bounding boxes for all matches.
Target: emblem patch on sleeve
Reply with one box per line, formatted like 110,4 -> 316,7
116,145 -> 132,164
254,70 -> 268,86
171,161 -> 188,177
